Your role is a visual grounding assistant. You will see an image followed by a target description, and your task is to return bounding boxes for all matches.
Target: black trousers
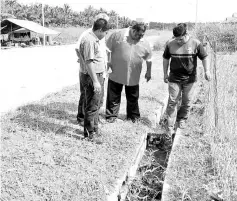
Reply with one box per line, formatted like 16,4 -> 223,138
106,79 -> 140,120
80,73 -> 104,135
77,72 -> 104,122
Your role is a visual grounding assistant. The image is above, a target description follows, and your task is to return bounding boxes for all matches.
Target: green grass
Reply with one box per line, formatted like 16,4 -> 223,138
0,51 -> 168,201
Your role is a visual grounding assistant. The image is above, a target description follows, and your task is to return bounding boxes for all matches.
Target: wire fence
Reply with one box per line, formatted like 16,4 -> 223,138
205,34 -> 237,130
201,23 -> 237,200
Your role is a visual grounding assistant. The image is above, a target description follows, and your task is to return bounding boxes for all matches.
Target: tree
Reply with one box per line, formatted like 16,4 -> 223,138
63,4 -> 71,27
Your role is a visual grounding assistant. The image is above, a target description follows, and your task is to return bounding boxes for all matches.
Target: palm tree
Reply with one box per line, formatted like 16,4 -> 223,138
63,4 -> 71,26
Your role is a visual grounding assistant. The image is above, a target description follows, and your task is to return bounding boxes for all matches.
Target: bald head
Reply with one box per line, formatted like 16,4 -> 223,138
95,13 -> 109,22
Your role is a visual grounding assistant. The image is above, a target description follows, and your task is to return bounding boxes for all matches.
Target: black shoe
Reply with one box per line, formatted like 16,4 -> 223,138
106,117 -> 116,123
84,132 -> 103,144
127,117 -> 140,123
77,117 -> 84,126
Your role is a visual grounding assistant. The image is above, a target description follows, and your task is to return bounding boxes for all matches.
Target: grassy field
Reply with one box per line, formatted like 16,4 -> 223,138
0,48 -> 168,200
51,27 -> 86,44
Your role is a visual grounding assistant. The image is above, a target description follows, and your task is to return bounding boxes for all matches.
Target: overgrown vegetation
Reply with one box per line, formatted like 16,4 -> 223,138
194,23 -> 237,52
204,50 -> 237,200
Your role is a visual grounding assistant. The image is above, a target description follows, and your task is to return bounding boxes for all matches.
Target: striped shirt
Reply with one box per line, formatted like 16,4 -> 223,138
163,36 -> 207,83
106,28 -> 152,86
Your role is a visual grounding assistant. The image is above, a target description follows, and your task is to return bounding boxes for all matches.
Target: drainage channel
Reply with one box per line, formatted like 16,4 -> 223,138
107,123 -> 177,200
123,128 -> 173,201
105,100 -> 175,201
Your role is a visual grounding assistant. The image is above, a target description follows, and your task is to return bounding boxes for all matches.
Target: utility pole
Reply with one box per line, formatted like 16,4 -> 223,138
42,3 -> 45,46
195,0 -> 198,31
116,14 -> 118,29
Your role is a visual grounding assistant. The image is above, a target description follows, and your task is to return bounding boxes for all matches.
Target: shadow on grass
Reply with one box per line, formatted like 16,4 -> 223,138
10,102 -> 84,140
139,95 -> 166,106
9,100 -> 155,140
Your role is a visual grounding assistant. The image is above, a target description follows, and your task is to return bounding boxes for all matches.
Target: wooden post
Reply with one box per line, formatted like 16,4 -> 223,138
116,14 -> 118,29
213,41 -> 218,128
42,3 -> 45,46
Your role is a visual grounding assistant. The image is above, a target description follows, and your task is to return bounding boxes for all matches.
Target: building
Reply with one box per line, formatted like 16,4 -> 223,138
1,18 -> 60,46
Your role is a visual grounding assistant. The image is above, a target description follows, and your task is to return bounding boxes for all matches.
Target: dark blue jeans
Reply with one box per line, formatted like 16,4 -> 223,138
106,79 -> 140,120
80,73 -> 104,136
77,72 -> 104,123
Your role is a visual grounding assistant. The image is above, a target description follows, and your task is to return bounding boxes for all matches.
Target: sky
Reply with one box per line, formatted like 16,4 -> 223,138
17,0 -> 237,23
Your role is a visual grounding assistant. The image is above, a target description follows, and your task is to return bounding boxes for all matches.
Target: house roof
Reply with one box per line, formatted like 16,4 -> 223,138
1,18 -> 60,35
10,27 -> 30,33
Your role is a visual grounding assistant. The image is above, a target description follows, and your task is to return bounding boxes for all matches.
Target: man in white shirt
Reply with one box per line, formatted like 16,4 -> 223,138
75,13 -> 110,125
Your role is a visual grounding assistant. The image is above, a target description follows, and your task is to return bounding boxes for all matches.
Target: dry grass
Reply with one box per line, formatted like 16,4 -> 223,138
0,51 -> 168,200
204,52 -> 237,200
162,50 -> 237,200
0,85 -> 148,201
51,27 -> 86,44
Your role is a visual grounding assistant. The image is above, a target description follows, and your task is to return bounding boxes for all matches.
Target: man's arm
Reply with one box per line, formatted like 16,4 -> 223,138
145,60 -> 152,82
75,48 -> 80,59
163,58 -> 169,83
197,42 -> 211,81
86,60 -> 101,93
202,58 -> 211,81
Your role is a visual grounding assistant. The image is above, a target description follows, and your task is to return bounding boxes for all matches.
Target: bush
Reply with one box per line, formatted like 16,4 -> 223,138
153,40 -> 164,51
193,23 -> 237,52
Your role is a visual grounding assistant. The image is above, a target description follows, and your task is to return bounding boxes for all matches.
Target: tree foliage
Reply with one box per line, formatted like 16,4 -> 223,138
1,0 -> 194,29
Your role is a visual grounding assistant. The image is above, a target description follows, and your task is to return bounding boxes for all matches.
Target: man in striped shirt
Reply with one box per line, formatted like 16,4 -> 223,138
163,23 -> 211,136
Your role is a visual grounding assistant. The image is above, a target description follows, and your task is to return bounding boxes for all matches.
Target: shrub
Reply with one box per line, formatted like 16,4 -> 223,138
193,23 -> 237,52
153,40 -> 164,51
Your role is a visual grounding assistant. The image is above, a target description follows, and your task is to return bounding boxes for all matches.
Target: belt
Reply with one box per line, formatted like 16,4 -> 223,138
80,72 -> 103,76
96,72 -> 103,76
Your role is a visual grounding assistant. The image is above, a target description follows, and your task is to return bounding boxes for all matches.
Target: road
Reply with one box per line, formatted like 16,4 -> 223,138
0,34 -> 167,116
0,44 -> 79,116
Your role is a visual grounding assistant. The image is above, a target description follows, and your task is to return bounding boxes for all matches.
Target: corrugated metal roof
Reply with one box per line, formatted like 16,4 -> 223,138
1,18 -> 60,35
11,27 -> 30,33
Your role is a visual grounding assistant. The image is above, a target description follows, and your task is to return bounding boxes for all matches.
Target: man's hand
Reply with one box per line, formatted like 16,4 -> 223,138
164,74 -> 169,83
93,81 -> 101,94
204,71 -> 211,81
145,72 -> 151,82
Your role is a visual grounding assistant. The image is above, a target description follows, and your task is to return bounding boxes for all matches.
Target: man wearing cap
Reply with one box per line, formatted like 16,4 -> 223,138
75,13 -> 110,125
77,18 -> 110,140
105,22 -> 152,123
163,23 -> 211,136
